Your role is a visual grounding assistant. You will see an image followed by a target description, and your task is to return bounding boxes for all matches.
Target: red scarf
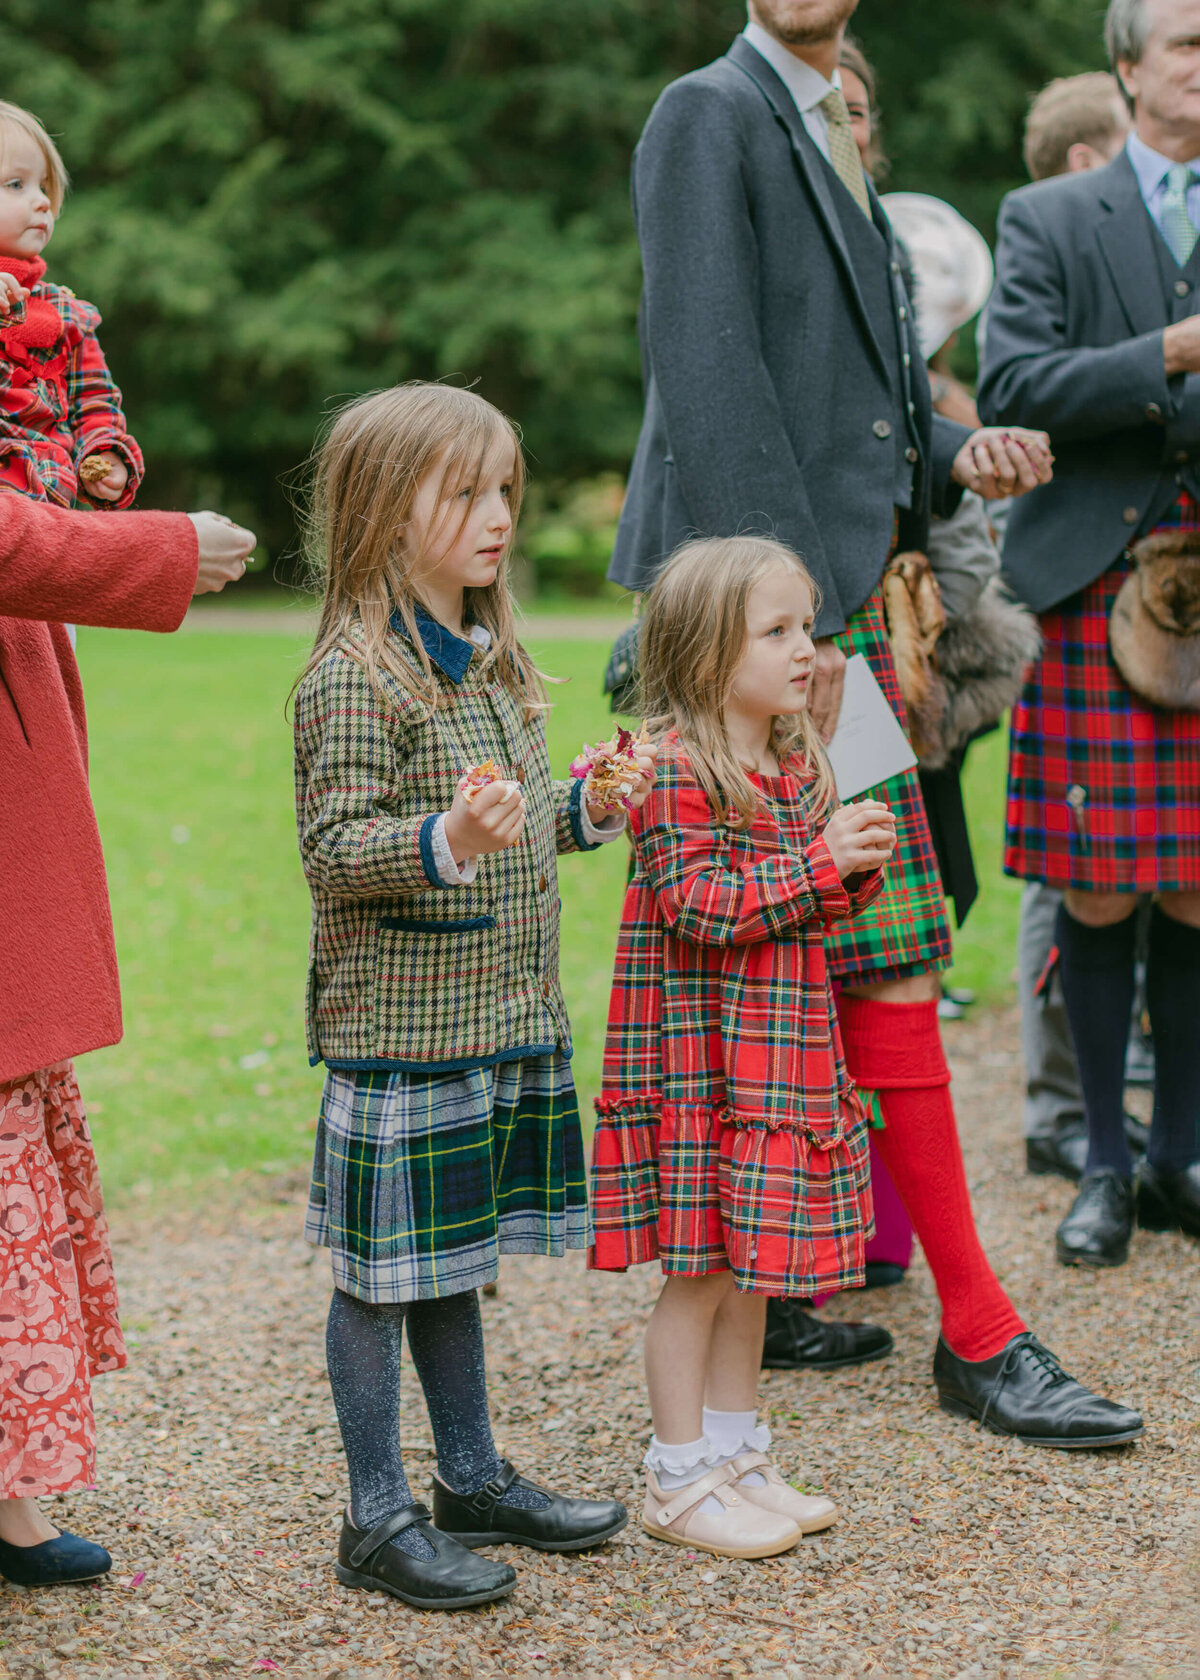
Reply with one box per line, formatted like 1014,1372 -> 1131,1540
0,255 -> 61,352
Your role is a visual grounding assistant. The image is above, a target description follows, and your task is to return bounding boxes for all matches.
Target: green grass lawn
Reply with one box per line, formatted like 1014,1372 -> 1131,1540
75,628 -> 1019,1204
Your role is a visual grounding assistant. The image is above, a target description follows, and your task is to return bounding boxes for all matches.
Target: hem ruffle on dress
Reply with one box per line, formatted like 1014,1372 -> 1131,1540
588,1089 -> 873,1297
0,1063 -> 125,1499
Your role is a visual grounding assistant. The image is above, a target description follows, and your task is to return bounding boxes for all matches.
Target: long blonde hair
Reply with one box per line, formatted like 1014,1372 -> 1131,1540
639,536 -> 837,830
299,383 -> 544,717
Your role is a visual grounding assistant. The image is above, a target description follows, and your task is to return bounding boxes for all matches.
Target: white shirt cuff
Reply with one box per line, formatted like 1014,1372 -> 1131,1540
580,801 -> 626,846
431,814 -> 478,886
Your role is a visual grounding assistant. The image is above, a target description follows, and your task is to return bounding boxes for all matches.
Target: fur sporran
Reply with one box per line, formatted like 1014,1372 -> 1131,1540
1109,529 -> 1200,711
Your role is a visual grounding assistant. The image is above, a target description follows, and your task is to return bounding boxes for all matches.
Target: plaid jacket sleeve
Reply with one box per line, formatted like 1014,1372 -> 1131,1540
552,776 -> 603,856
295,650 -> 443,897
634,763 -> 855,948
66,305 -> 144,508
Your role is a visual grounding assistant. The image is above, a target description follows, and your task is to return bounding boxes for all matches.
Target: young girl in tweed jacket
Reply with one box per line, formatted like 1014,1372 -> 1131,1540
293,383 -> 655,1612
590,536 -> 896,1561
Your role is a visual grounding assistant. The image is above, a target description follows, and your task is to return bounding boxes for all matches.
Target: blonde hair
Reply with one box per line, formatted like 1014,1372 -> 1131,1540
0,102 -> 68,216
299,383 -> 544,719
1023,73 -> 1128,180
639,535 -> 837,831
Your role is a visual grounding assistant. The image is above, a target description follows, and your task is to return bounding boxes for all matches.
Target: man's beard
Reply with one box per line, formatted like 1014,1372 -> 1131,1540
763,0 -> 858,46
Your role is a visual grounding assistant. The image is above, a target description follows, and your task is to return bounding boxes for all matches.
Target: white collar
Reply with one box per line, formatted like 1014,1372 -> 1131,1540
742,20 -> 840,116
1127,128 -> 1200,195
468,623 -> 491,649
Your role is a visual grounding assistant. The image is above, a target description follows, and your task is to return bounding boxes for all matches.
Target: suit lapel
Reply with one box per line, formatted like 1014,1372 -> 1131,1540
726,36 -> 889,378
1095,151 -> 1169,337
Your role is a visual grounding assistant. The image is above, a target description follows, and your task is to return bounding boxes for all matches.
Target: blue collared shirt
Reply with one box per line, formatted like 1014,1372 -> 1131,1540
1126,129 -> 1200,243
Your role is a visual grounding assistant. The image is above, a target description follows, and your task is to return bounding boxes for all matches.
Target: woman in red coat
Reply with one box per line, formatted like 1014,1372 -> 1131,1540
0,493 -> 253,1585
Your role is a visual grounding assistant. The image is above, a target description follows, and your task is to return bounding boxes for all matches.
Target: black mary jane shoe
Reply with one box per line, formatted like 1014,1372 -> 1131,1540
432,1461 -> 628,1554
1055,1170 -> 1134,1268
1136,1158 -> 1200,1238
933,1332 -> 1143,1450
335,1505 -> 516,1610
862,1260 -> 908,1290
761,1298 -> 893,1370
0,1531 -> 111,1587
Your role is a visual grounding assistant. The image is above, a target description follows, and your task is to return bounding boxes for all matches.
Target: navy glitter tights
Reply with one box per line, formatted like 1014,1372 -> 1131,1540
325,1288 -> 548,1561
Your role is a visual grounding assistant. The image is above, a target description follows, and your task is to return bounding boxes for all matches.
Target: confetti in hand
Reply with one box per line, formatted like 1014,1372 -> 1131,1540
570,725 -> 650,814
459,759 -> 505,803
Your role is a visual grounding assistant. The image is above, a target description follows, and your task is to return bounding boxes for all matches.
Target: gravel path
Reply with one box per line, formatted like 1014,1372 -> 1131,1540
2,1009 -> 1196,1680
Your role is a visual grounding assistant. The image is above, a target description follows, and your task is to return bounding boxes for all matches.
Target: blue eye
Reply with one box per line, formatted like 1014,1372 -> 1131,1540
765,625 -> 784,637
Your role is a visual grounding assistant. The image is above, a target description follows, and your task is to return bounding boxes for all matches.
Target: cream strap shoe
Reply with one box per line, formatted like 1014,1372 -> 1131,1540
642,1463 -> 802,1560
726,1450 -> 839,1534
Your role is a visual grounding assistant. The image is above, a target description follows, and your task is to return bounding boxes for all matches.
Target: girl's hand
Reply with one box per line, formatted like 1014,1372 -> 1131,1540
821,799 -> 897,882
79,451 -> 129,503
445,778 -> 526,863
587,739 -> 659,825
0,272 -> 28,316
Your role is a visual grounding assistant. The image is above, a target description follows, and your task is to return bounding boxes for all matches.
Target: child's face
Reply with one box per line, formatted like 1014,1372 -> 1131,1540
728,566 -> 817,723
0,133 -> 54,260
409,441 -> 516,595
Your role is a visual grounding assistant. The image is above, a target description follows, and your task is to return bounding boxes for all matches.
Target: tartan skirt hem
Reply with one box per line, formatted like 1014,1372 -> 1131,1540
587,1098 -> 872,1297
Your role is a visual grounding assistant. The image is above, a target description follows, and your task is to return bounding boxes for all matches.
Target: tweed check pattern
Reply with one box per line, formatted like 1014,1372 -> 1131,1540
589,739 -> 878,1295
818,88 -> 872,217
294,616 -> 599,1071
1161,164 -> 1200,265
824,585 -> 953,982
1004,494 -> 1200,892
0,272 -> 143,508
306,1053 -> 588,1301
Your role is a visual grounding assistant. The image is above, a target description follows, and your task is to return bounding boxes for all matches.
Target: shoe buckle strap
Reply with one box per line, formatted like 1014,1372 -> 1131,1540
653,1462 -> 738,1526
469,1459 -> 518,1513
348,1503 -> 432,1571
727,1450 -> 774,1481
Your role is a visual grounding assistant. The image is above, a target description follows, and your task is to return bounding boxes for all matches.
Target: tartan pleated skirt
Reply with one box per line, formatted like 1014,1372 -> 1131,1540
306,1052 -> 589,1302
826,585 -> 953,982
1005,495 -> 1200,892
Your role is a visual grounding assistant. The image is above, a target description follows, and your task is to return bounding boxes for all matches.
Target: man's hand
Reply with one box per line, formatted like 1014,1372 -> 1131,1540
187,511 -> 258,595
951,426 -> 1053,499
444,778 -> 527,863
821,798 -> 897,882
1163,315 -> 1200,376
0,272 -> 27,316
810,638 -> 847,744
79,451 -> 128,504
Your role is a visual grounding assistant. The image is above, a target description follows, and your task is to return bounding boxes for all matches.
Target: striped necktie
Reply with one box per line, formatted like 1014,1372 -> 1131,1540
1161,162 -> 1199,265
818,88 -> 872,219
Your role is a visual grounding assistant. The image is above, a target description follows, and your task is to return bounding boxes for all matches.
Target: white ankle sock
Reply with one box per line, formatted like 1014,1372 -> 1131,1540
643,1435 -> 724,1517
702,1408 -> 771,1486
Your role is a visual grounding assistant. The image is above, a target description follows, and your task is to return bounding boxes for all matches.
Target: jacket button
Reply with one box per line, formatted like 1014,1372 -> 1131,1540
1177,450 -> 1190,464
1145,402 -> 1163,421
1123,506 -> 1139,524
541,980 -> 552,999
515,767 -> 526,783
1176,279 -> 1191,297
872,419 -> 892,439
898,306 -> 908,320
538,873 -> 547,892
905,446 -> 919,463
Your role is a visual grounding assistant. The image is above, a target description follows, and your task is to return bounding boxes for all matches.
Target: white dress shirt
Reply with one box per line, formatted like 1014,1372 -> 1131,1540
742,19 -> 842,161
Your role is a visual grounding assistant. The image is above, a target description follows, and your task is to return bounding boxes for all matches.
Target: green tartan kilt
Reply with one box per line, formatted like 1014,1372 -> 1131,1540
826,586 -> 952,984
305,1052 -> 589,1302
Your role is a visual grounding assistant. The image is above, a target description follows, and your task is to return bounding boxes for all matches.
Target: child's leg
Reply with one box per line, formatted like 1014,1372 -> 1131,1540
325,1290 -> 434,1559
644,1271 -> 736,1448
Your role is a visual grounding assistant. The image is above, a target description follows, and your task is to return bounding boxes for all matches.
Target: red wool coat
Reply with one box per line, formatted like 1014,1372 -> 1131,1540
0,493 -> 197,1082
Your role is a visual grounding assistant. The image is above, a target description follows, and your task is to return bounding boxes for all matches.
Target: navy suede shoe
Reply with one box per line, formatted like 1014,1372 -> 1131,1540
0,1530 -> 111,1587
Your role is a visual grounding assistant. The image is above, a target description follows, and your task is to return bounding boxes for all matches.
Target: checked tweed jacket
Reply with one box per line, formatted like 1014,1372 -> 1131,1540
294,609 -> 600,1073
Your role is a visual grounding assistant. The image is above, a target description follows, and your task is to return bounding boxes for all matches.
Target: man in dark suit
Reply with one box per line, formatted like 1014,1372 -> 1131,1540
612,0 -> 1143,1449
980,0 -> 1200,1271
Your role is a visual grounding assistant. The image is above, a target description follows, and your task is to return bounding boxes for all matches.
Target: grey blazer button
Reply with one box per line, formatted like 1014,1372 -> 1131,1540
1177,449 -> 1190,464
1122,506 -> 1139,524
1145,402 -> 1163,421
1176,279 -> 1191,297
873,419 -> 892,438
905,446 -> 919,463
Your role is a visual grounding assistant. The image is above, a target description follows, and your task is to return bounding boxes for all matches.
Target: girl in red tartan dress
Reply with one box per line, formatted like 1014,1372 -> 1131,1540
590,536 -> 897,1560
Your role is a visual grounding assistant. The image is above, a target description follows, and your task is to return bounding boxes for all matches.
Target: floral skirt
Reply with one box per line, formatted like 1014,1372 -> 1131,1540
0,1064 -> 125,1499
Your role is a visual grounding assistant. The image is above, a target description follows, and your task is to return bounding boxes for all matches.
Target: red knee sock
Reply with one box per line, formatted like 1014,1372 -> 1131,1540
837,994 -> 1025,1362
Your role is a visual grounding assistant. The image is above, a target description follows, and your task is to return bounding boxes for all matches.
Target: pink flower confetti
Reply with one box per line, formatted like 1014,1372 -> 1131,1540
569,726 -> 648,814
128,1570 -> 146,1588
251,1663 -> 283,1673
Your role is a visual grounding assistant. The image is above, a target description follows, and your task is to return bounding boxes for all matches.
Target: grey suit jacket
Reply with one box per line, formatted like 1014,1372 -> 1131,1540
608,35 -> 969,637
978,150 -> 1200,612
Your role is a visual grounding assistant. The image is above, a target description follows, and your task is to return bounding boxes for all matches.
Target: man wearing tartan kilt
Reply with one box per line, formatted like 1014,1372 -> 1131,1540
609,0 -> 1145,1447
980,0 -> 1200,1269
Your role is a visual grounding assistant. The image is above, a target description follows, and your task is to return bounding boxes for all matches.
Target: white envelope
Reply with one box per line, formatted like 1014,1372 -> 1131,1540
825,653 -> 917,801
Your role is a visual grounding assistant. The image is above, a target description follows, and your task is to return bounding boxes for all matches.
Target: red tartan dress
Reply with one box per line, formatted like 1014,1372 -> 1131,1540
0,254 -> 143,508
589,738 -> 883,1297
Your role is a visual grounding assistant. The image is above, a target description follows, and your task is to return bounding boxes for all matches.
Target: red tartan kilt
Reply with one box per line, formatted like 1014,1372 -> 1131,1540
588,1101 -> 872,1298
1005,504 -> 1200,892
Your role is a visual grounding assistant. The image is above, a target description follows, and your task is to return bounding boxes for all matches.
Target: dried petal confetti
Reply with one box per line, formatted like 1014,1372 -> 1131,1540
569,725 -> 649,814
459,759 -> 505,803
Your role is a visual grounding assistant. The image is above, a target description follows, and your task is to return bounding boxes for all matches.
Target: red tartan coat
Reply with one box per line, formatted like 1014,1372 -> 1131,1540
0,255 -> 144,508
0,495 -> 197,1083
598,737 -> 883,1134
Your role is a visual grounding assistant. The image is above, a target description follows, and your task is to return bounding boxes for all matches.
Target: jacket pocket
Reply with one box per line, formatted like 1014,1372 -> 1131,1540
379,914 -> 496,933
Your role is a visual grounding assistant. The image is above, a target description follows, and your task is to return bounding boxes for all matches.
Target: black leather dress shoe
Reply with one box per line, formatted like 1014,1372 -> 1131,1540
335,1505 -> 516,1609
762,1298 -> 893,1370
433,1461 -> 628,1553
0,1530 -> 111,1587
1025,1121 -> 1088,1183
1055,1171 -> 1134,1268
862,1260 -> 907,1290
1136,1158 -> 1200,1238
933,1333 -> 1143,1449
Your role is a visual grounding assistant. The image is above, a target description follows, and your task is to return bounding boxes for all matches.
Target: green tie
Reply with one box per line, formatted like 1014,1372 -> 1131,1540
1161,162 -> 1199,265
818,87 -> 872,219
